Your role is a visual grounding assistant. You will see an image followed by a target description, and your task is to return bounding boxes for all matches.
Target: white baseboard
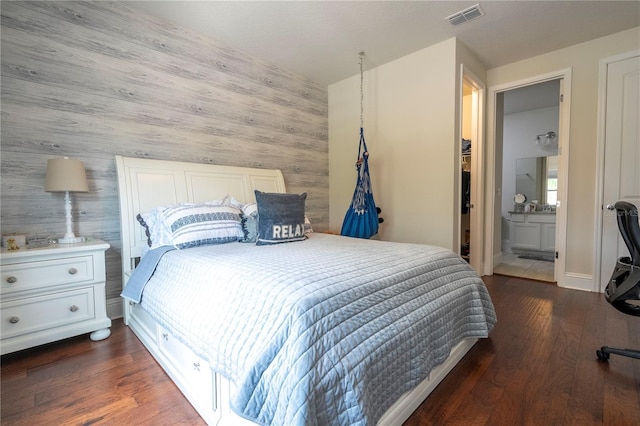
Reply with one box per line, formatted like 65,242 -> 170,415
560,273 -> 596,292
107,297 -> 123,319
501,239 -> 511,256
493,251 -> 503,267
484,251 -> 503,276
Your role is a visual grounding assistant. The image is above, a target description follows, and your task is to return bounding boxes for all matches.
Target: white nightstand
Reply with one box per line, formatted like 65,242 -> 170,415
0,239 -> 111,355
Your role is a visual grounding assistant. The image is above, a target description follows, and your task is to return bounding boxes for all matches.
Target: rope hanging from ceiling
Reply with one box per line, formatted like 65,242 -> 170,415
340,52 -> 382,239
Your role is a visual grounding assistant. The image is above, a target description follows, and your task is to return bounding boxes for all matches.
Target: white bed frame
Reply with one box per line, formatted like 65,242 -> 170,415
115,155 -> 477,425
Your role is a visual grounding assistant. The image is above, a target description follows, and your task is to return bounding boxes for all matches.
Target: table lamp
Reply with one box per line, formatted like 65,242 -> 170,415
45,157 -> 89,244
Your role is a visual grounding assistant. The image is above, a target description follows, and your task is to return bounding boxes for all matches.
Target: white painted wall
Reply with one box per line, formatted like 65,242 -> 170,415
329,37 -> 486,251
329,39 -> 459,248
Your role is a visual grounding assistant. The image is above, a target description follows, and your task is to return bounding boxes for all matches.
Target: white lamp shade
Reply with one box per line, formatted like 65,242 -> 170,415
45,158 -> 89,193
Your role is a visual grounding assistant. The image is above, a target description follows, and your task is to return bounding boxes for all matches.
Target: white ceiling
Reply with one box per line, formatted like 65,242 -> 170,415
128,1 -> 640,86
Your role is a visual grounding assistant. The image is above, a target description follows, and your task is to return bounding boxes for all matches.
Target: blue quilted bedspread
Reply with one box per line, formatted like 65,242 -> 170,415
125,233 -> 496,425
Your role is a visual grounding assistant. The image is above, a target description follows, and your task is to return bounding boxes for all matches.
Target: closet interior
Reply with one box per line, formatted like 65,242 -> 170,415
461,146 -> 471,261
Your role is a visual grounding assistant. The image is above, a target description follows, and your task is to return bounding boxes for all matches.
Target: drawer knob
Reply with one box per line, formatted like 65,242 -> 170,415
6,276 -> 17,284
68,268 -> 78,275
162,333 -> 169,341
69,305 -> 79,312
8,316 -> 19,324
193,362 -> 201,372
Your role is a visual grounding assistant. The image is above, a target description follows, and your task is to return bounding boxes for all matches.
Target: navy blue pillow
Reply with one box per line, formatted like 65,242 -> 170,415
255,190 -> 307,245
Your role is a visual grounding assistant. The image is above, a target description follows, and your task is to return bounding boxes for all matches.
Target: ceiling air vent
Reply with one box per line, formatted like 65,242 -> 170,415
446,4 -> 484,26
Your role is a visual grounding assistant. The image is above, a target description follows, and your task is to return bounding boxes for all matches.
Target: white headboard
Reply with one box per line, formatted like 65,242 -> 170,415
115,155 -> 286,277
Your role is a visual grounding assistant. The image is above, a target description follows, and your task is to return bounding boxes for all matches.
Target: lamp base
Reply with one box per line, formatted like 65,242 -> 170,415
57,236 -> 85,244
56,191 -> 85,245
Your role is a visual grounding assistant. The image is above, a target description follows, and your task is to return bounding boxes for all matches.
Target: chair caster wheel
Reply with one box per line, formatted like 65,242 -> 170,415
596,349 -> 609,361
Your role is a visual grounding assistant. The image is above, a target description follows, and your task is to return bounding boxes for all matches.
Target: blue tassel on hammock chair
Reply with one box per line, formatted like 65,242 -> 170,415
341,127 -> 379,239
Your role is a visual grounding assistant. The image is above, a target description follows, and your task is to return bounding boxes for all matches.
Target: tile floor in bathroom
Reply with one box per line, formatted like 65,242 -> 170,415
493,253 -> 555,282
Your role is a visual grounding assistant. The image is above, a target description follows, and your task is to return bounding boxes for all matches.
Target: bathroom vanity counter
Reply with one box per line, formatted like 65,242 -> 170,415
508,210 -> 556,215
509,212 -> 556,253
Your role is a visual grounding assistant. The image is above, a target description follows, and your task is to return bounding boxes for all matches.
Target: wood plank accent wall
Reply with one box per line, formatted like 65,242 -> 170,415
0,1 -> 329,304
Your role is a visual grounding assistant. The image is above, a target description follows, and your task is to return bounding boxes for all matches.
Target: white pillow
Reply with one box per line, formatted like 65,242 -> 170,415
137,207 -> 174,249
137,198 -> 228,250
160,204 -> 244,249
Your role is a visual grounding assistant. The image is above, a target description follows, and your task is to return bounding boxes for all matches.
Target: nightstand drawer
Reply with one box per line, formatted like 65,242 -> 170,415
1,255 -> 94,294
1,287 -> 95,339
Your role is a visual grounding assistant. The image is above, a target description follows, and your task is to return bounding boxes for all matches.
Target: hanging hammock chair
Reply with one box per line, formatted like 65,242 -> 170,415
341,52 -> 380,239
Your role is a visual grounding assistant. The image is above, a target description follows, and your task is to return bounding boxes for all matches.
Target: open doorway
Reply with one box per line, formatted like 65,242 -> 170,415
485,69 -> 571,287
493,80 -> 560,282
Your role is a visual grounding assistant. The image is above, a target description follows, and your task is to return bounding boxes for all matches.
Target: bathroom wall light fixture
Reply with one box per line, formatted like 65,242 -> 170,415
535,131 -> 557,146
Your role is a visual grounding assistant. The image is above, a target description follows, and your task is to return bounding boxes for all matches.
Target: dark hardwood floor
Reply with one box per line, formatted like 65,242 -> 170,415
2,275 -> 639,425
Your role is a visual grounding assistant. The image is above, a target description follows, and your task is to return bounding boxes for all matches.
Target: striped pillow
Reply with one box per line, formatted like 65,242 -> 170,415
160,204 -> 244,249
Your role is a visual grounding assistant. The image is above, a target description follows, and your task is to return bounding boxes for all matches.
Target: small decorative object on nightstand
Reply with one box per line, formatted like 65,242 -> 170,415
0,239 -> 111,355
2,234 -> 26,250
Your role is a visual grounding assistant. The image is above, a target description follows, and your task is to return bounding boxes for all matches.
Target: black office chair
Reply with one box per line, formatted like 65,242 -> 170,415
596,201 -> 640,361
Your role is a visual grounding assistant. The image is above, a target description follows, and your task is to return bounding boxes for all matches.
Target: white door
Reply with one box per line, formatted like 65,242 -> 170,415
461,67 -> 485,275
469,85 -> 482,274
599,54 -> 640,291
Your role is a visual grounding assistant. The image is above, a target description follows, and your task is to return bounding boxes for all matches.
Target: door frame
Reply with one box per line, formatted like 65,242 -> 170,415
593,49 -> 640,292
484,68 -> 572,287
459,64 -> 485,275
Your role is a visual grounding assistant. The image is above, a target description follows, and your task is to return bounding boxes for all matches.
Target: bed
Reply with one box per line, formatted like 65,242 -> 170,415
115,155 -> 496,426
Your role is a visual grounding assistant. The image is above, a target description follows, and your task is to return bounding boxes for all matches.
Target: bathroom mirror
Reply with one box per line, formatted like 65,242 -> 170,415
515,155 -> 558,206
